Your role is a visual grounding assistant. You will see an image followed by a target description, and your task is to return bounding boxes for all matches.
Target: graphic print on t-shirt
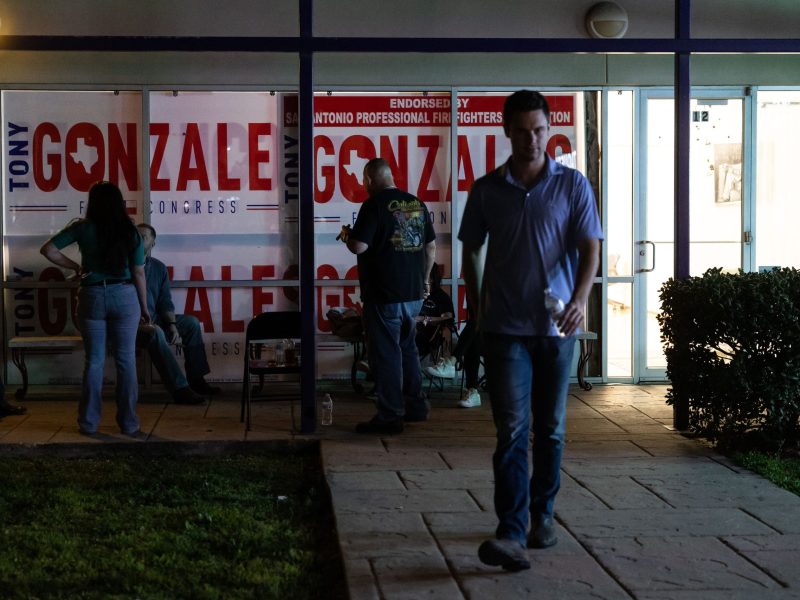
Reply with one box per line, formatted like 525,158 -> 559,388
388,197 -> 426,252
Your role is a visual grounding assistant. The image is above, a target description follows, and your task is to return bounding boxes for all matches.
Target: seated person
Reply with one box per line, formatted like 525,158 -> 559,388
136,224 -> 221,404
417,263 -> 457,378
451,311 -> 482,408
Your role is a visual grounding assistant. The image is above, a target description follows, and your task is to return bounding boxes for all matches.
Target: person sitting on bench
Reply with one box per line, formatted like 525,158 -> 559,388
418,263 -> 457,378
136,224 -> 221,404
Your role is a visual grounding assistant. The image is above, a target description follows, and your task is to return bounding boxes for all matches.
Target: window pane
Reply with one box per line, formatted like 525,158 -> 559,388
2,91 -> 143,385
454,91 -> 590,322
756,91 -> 800,269
607,91 -> 633,277
148,91 -> 297,381
312,92 -> 452,380
607,282 -> 632,377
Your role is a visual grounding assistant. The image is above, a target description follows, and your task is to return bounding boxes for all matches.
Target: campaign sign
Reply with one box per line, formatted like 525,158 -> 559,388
2,91 -> 579,384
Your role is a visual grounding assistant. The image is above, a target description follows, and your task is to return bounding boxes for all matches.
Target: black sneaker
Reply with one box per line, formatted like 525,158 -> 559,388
403,412 -> 429,422
0,401 -> 27,416
478,538 -> 531,571
527,515 -> 558,548
189,379 -> 222,395
173,387 -> 206,405
355,417 -> 404,435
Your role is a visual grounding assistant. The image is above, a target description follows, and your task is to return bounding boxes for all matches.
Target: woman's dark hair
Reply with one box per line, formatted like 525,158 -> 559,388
85,181 -> 139,275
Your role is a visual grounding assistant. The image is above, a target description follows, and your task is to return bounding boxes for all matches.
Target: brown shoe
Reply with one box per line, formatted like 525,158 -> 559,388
528,515 -> 558,548
478,538 -> 530,571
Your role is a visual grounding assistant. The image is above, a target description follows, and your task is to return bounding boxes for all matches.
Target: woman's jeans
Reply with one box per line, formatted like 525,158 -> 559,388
363,300 -> 428,422
483,332 -> 575,544
77,282 -> 141,434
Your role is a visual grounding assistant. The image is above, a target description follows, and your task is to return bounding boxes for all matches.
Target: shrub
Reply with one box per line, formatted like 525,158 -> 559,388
658,267 -> 800,452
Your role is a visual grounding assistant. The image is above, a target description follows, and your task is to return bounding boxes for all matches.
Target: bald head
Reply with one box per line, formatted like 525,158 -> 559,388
363,158 -> 395,196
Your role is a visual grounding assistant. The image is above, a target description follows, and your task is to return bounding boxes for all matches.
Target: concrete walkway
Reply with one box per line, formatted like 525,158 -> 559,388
2,383 -> 799,599
322,384 -> 800,600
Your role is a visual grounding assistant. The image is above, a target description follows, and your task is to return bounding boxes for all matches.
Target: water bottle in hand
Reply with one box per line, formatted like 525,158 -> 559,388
544,287 -> 565,337
321,393 -> 333,426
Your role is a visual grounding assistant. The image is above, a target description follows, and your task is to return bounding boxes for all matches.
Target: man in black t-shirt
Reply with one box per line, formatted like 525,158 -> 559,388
339,157 -> 436,434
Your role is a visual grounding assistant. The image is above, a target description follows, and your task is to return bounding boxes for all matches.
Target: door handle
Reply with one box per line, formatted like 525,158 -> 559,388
636,240 -> 656,273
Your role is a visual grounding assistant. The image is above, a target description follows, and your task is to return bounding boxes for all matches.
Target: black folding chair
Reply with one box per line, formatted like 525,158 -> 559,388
419,317 -> 459,394
240,311 -> 302,431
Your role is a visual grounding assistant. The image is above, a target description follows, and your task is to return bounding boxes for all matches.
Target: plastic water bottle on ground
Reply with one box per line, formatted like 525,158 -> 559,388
321,393 -> 333,426
544,287 -> 566,337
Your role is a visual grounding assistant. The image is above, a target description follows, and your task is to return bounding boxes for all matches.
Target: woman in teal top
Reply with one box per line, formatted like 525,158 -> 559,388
41,181 -> 151,436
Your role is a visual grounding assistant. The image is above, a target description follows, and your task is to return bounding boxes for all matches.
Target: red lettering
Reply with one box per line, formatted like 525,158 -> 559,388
32,123 -> 61,192
248,123 -> 272,191
339,135 -> 375,202
252,265 -> 275,315
184,266 -> 213,332
314,135 -> 335,202
107,123 -> 139,191
416,135 -> 440,202
457,135 -> 475,193
149,123 -> 170,191
65,122 -> 105,192
448,135 -> 492,200
221,266 -> 244,332
485,135 -> 496,173
38,267 -> 68,335
217,123 -> 241,191
546,134 -> 572,161
381,136 -> 408,193
177,123 -> 210,191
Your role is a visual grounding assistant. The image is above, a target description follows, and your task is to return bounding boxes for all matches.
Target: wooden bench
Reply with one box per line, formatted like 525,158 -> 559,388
8,336 -> 84,400
8,335 -> 153,400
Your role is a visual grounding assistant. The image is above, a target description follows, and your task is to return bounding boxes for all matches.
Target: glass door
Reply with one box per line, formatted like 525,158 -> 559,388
636,90 -> 748,380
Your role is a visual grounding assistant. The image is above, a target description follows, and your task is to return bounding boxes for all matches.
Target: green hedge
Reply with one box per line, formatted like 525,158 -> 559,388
658,267 -> 800,452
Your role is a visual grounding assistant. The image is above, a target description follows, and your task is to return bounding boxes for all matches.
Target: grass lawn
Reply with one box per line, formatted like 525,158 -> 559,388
733,450 -> 800,497
0,447 -> 345,600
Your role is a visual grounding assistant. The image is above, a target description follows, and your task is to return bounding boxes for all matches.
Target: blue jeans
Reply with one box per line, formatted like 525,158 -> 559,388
77,282 -> 142,434
363,300 -> 428,422
483,332 -> 575,544
144,314 -> 209,392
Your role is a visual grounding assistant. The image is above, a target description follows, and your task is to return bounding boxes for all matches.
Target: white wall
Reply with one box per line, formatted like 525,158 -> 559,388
1,1 -> 798,41
314,0 -> 675,38
693,0 -> 800,38
0,52 -> 299,86
0,0 -> 298,36
1,1 -> 800,88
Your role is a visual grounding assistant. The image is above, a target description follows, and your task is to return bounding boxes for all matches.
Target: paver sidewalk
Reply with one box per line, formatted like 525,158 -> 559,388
2,383 -> 799,599
323,384 -> 800,600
